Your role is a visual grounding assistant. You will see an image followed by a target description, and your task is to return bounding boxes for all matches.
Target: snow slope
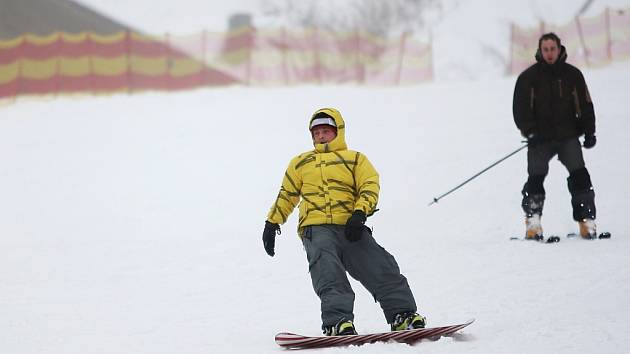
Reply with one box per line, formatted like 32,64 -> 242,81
2,61 -> 630,353
3,0 -> 630,353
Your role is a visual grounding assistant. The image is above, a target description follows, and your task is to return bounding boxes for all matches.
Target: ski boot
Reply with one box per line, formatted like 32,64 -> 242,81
391,312 -> 426,331
323,319 -> 357,336
579,218 -> 597,239
525,214 -> 544,241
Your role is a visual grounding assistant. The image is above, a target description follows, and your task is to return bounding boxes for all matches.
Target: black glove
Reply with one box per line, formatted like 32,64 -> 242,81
583,134 -> 596,149
262,221 -> 280,257
525,133 -> 544,148
345,210 -> 366,242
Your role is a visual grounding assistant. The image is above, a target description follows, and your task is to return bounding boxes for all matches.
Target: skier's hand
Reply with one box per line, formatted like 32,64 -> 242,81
526,133 -> 544,148
345,210 -> 366,242
583,134 -> 596,149
262,221 -> 280,257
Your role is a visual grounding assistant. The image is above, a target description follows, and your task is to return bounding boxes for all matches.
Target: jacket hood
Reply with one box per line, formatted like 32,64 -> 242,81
535,45 -> 567,66
309,108 -> 348,153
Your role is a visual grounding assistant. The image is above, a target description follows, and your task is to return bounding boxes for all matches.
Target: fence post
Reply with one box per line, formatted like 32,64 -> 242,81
282,27 -> 289,85
87,32 -> 95,94
354,28 -> 364,84
246,26 -> 253,86
165,32 -> 171,91
125,29 -> 132,94
314,26 -> 321,84
428,29 -> 434,81
201,29 -> 207,87
55,32 -> 62,96
575,16 -> 590,67
605,7 -> 613,61
15,35 -> 25,100
395,31 -> 407,85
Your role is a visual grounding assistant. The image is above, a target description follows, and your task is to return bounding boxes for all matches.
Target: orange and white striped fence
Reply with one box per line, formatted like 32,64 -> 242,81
0,28 -> 433,100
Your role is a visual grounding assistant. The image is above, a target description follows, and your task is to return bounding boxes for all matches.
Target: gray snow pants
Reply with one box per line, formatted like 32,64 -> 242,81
522,137 -> 596,221
302,224 -> 417,328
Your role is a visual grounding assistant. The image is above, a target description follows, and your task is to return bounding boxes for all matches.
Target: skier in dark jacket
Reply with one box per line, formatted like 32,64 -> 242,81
512,32 -> 598,239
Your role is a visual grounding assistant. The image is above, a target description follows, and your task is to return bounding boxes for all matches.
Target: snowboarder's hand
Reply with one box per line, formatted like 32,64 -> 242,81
262,221 -> 280,257
345,210 -> 366,242
583,134 -> 596,149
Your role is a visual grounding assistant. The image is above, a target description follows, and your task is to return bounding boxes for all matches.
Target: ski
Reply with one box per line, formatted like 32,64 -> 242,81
566,231 -> 611,240
509,235 -> 560,243
510,231 -> 611,242
275,319 -> 474,349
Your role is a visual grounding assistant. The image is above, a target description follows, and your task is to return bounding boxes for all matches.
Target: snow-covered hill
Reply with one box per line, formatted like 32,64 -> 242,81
2,1 -> 630,353
2,60 -> 630,353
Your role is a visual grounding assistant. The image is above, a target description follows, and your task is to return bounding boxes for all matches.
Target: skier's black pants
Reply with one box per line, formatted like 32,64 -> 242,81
522,138 -> 596,221
302,224 -> 417,328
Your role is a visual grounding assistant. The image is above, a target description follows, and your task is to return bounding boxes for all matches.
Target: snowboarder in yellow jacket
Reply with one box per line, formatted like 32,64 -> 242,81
262,108 -> 425,336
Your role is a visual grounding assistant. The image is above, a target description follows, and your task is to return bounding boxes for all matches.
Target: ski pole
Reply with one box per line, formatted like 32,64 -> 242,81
428,143 -> 528,206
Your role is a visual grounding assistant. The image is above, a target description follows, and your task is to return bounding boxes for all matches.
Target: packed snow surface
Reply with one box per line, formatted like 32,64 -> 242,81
2,61 -> 629,354
2,1 -> 630,353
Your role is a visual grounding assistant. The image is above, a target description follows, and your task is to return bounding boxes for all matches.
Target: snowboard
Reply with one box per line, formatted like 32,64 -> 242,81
274,318 -> 474,349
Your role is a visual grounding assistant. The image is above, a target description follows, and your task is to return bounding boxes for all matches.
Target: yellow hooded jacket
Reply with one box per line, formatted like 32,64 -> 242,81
266,108 -> 379,236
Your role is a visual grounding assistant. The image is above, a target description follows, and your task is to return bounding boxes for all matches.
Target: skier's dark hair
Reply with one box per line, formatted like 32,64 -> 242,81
538,32 -> 561,49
